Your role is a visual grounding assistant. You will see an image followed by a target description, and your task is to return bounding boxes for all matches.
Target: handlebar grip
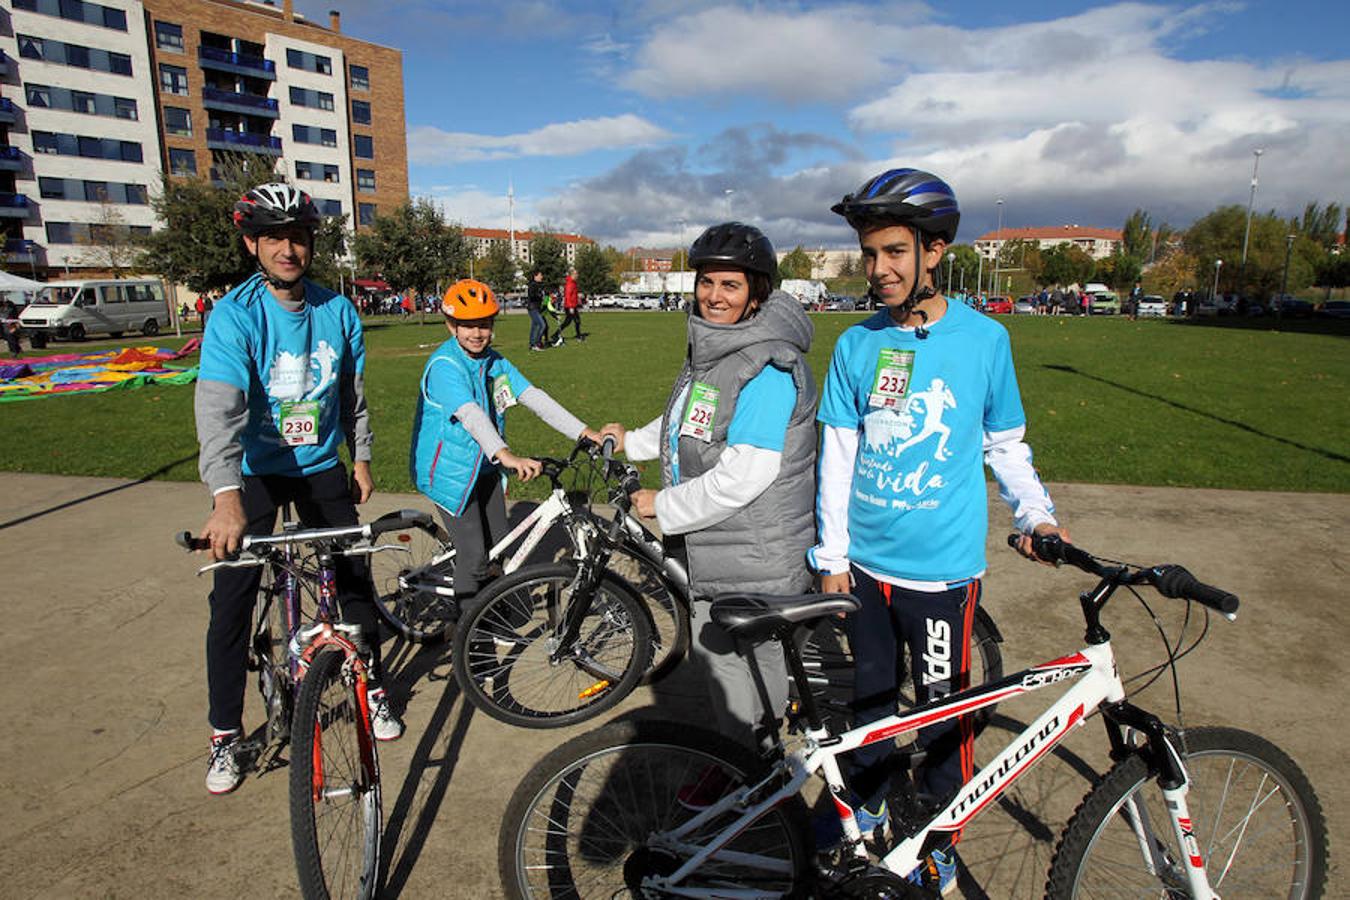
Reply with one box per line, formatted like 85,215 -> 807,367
1008,532 -> 1097,572
367,509 -> 434,539
600,435 -> 618,460
1152,565 -> 1240,616
176,531 -> 211,552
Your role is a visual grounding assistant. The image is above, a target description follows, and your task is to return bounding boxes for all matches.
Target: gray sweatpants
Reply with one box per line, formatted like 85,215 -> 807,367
436,466 -> 507,599
687,596 -> 789,753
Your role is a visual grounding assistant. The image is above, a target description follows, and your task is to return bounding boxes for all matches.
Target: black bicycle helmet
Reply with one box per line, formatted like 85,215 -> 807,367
233,182 -> 321,237
831,168 -> 960,243
688,222 -> 778,281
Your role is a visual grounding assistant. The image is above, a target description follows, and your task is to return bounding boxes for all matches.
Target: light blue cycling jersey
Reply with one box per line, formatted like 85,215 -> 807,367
666,364 -> 796,482
817,301 -> 1026,582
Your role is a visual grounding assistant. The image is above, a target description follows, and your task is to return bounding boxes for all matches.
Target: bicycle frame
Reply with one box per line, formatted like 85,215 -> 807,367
643,635 -> 1217,899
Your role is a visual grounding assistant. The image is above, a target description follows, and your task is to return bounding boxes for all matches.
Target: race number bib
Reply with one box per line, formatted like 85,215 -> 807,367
492,374 -> 517,415
868,348 -> 915,409
279,400 -> 320,446
678,382 -> 720,442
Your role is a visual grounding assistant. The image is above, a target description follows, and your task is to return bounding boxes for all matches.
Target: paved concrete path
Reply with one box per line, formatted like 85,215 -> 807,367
0,473 -> 1343,898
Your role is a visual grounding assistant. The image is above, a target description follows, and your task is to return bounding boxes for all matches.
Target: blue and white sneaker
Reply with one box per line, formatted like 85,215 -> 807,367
907,847 -> 959,896
812,800 -> 888,852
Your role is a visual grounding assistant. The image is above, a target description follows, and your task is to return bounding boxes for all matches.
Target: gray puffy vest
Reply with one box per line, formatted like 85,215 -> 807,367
659,291 -> 818,597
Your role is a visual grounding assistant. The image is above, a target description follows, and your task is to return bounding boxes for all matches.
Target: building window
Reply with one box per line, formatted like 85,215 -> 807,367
125,184 -> 148,205
295,160 -> 314,180
23,83 -> 137,120
349,64 -> 369,92
288,86 -> 335,111
114,96 -> 138,120
318,199 -> 342,217
155,21 -> 184,52
46,222 -> 74,244
286,48 -> 332,75
164,106 -> 191,136
13,0 -> 126,31
25,84 -> 51,109
160,64 -> 189,96
39,177 -> 65,199
169,148 -> 196,175
322,164 -> 339,183
17,35 -> 45,60
359,203 -> 376,226
351,100 -> 371,125
108,52 -> 132,76
33,132 -> 60,154
84,181 -> 109,202
66,44 -> 91,69
356,169 -> 375,193
354,135 -> 374,159
70,91 -> 97,115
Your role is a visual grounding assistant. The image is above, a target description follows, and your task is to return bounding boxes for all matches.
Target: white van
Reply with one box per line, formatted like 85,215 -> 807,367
19,277 -> 169,346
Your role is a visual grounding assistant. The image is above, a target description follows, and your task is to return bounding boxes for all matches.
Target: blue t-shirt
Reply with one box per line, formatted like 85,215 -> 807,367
667,364 -> 796,483
817,301 -> 1026,581
199,274 -> 364,478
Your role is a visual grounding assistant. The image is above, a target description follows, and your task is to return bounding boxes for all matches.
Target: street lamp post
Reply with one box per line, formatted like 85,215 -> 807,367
992,199 -> 1004,299
1239,149 -> 1263,299
1211,259 -> 1223,315
975,252 -> 984,299
1278,234 -> 1295,322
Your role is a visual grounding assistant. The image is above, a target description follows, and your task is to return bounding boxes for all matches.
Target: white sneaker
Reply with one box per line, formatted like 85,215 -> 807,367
206,730 -> 244,795
368,689 -> 404,742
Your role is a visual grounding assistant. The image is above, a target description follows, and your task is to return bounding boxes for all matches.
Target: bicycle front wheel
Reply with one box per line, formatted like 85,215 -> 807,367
1046,726 -> 1328,899
500,718 -> 810,899
453,562 -> 653,728
290,649 -> 383,900
368,517 -> 457,643
607,543 -> 690,684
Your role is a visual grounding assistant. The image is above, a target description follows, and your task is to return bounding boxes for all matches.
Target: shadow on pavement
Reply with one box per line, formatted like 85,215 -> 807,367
1042,364 -> 1349,465
0,452 -> 201,531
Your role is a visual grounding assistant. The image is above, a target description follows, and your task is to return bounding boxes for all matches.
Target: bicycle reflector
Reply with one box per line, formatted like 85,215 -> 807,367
578,680 -> 611,700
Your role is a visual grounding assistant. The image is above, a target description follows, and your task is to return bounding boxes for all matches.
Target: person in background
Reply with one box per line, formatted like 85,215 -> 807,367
525,270 -> 551,351
559,268 -> 585,341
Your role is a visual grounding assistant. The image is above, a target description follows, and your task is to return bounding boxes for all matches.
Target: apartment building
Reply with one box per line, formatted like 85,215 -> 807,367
1,0 -> 408,276
464,227 -> 594,267
973,225 -> 1123,262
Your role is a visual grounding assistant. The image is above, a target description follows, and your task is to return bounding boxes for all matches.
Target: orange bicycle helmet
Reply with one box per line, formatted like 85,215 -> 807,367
442,279 -> 500,319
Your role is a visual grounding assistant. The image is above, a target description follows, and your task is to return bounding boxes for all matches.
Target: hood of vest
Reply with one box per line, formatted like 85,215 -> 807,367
686,290 -> 813,369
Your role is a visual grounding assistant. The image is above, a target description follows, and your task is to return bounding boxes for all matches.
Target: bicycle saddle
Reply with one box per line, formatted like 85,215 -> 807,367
711,592 -> 860,642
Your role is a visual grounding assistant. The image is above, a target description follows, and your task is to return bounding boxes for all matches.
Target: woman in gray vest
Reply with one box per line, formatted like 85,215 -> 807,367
603,222 -> 818,792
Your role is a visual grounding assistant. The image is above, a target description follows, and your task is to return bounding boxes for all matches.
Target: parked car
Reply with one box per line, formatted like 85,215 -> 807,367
1136,295 -> 1168,318
1013,296 -> 1036,315
1090,291 -> 1120,315
1316,300 -> 1350,319
984,296 -> 1012,314
1271,296 -> 1314,318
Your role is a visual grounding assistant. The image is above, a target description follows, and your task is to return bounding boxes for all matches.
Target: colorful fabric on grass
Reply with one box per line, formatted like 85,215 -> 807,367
0,340 -> 201,402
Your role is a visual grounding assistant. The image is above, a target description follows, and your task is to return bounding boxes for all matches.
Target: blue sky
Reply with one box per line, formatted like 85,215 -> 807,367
295,0 -> 1350,250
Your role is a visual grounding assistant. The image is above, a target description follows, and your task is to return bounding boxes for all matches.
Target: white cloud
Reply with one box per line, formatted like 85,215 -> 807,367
407,114 -> 674,164
414,184 -> 542,231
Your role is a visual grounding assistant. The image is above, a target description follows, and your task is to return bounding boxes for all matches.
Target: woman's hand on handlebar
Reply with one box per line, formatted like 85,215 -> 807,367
629,487 -> 657,518
1015,521 -> 1070,565
495,449 -> 543,482
598,423 -> 627,454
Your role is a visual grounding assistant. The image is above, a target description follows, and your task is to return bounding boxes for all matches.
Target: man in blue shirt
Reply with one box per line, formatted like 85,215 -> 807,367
194,183 -> 401,795
813,169 -> 1068,891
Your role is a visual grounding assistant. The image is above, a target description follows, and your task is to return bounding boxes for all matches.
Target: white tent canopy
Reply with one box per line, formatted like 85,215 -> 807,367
0,269 -> 45,293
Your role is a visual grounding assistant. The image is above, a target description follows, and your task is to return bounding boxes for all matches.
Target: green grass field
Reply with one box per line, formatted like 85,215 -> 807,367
2,311 -> 1347,498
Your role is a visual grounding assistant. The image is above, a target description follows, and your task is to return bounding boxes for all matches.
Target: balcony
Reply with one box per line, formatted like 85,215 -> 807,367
197,45 -> 276,81
0,98 -> 16,126
201,86 -> 279,119
0,193 -> 33,218
0,50 -> 9,77
4,239 -> 41,265
0,146 -> 23,172
206,127 -> 281,156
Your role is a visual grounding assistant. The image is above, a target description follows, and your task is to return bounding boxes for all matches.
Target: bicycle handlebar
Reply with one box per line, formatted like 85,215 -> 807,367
1009,532 -> 1240,617
175,508 -> 437,561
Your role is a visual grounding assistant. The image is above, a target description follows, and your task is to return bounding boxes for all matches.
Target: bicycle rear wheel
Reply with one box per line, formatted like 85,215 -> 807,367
500,718 -> 810,899
606,543 -> 690,684
1045,726 -> 1328,899
800,606 -> 1003,736
290,649 -> 382,900
368,518 -> 457,643
452,562 -> 653,729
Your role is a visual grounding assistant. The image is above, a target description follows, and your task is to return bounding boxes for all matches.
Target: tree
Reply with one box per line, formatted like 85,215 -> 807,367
307,214 -> 351,291
1141,248 -> 1198,298
1122,208 -> 1153,261
779,246 -> 815,280
1094,252 -> 1142,290
996,238 -> 1042,283
478,241 -> 518,295
137,152 -> 277,294
1040,243 -> 1095,287
1184,205 -> 1317,299
76,195 -> 141,276
947,244 -> 981,293
526,230 -> 568,290
603,246 -> 629,284
352,198 -> 467,299
1298,202 -> 1343,251
836,253 -> 857,278
575,243 -> 617,295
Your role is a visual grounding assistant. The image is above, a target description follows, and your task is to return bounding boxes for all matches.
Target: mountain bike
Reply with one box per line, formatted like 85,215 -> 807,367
499,533 -> 1328,898
368,439 -> 692,686
179,508 -> 434,900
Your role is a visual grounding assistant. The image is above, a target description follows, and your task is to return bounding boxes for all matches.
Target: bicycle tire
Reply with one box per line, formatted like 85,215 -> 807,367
368,518 -> 457,643
499,718 -> 811,899
255,567 -> 295,744
606,542 -> 690,684
1045,726 -> 1328,899
289,649 -> 383,900
799,606 -> 1004,736
452,562 -> 653,729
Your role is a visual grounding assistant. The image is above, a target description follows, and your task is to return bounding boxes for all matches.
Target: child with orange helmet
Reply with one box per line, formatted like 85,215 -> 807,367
410,279 -> 603,599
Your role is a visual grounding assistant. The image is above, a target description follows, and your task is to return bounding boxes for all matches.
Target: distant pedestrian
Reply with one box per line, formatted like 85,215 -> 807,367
525,270 -> 550,351
559,268 -> 584,341
2,298 -> 22,357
